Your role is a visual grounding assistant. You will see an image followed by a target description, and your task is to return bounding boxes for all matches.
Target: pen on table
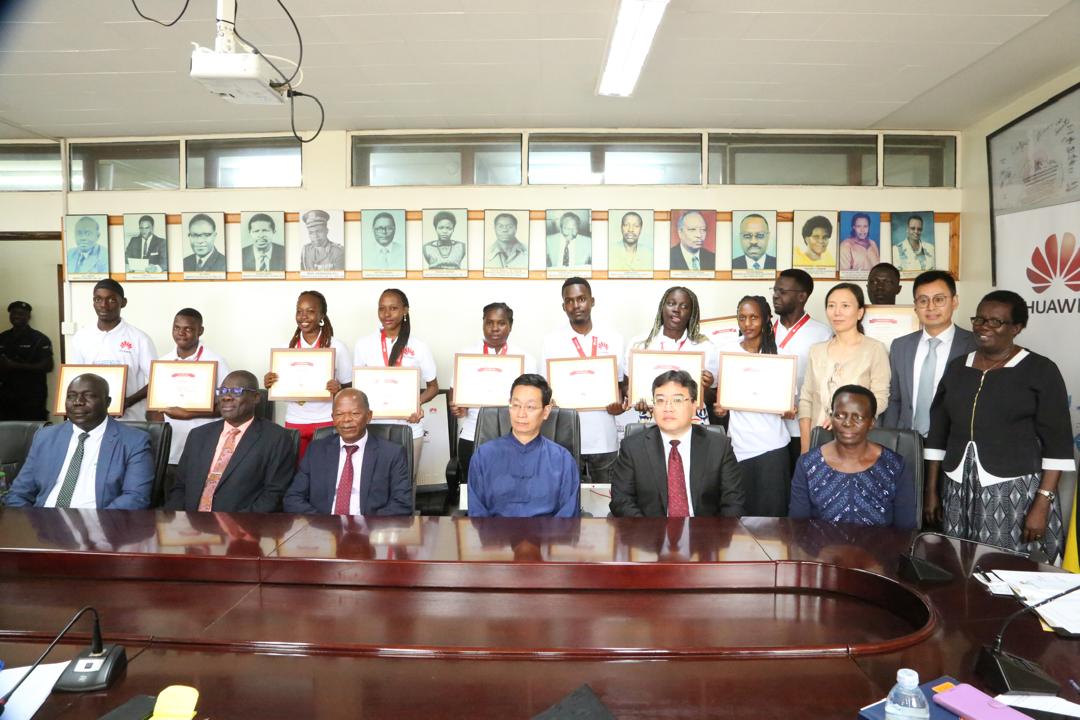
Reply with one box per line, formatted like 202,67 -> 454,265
1069,678 -> 1080,694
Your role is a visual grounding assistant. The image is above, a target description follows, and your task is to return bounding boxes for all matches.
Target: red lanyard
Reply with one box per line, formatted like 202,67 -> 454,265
572,335 -> 598,358
661,337 -> 687,351
483,343 -> 507,355
774,314 -> 810,350
179,345 -> 204,361
380,329 -> 402,367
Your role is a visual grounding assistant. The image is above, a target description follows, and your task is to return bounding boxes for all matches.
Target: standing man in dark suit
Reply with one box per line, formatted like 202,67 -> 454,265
284,388 -> 412,515
5,373 -> 153,509
883,270 -> 977,433
611,370 -> 744,518
166,370 -> 295,512
124,215 -> 167,273
669,210 -> 715,271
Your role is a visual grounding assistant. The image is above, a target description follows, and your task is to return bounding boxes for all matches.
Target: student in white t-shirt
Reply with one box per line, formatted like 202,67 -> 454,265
353,288 -> 439,478
714,295 -> 795,517
263,290 -> 352,458
448,302 -> 537,497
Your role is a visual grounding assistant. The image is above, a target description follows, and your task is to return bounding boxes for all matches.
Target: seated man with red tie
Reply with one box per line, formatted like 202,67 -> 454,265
610,370 -> 745,518
284,388 -> 412,516
166,370 -> 295,512
5,373 -> 153,509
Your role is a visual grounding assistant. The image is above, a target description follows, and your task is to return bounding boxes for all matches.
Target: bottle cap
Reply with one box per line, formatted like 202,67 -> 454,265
897,668 -> 919,688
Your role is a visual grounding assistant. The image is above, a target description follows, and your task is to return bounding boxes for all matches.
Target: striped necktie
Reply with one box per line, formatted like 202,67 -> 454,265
55,432 -> 91,508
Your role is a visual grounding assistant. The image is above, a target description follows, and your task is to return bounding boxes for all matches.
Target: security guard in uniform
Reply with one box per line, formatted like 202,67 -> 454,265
0,301 -> 54,420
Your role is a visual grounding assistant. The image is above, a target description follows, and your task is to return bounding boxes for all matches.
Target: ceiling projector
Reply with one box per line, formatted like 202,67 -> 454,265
190,45 -> 286,105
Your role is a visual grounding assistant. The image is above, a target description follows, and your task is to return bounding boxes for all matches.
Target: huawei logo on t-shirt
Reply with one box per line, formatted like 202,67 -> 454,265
597,341 -> 609,352
402,347 -> 415,357
1027,232 -> 1080,294
119,340 -> 133,351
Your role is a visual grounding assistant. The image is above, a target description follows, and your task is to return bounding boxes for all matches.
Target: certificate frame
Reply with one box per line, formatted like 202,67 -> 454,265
353,366 -> 421,420
268,348 -> 336,402
628,350 -> 705,409
147,360 -> 218,412
698,315 -> 741,348
452,353 -> 525,408
53,364 -> 128,416
862,305 -> 920,351
716,352 -> 797,415
546,356 -> 619,411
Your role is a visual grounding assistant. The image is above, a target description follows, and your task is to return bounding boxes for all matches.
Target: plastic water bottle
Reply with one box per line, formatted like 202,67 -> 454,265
884,668 -> 930,719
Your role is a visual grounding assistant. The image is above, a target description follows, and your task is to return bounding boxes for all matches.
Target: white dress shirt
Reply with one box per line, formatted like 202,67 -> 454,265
658,426 -> 694,516
333,433 -> 370,515
45,418 -> 109,509
910,323 -> 956,424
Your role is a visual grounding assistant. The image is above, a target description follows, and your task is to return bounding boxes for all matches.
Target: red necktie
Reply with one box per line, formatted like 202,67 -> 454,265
667,439 -> 689,518
333,444 -> 360,515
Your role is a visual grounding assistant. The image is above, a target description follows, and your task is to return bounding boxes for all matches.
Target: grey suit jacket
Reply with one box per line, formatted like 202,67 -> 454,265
883,326 -> 977,431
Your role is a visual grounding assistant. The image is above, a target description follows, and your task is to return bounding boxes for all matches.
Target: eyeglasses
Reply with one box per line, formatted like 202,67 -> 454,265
216,387 -> 255,397
830,410 -> 868,425
740,232 -> 768,241
970,316 -> 1011,329
188,232 -> 214,239
509,402 -> 543,413
915,294 -> 950,308
653,396 -> 692,408
770,286 -> 797,295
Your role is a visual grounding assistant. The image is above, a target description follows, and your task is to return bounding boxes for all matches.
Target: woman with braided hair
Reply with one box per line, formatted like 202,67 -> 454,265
263,290 -> 353,458
714,295 -> 795,516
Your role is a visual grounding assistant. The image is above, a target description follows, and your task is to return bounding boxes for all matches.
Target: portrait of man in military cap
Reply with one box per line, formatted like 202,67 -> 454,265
299,208 -> 346,278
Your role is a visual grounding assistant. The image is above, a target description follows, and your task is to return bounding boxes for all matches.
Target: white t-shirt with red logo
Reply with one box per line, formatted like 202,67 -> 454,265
353,330 -> 438,439
540,324 -> 625,455
68,319 -> 158,421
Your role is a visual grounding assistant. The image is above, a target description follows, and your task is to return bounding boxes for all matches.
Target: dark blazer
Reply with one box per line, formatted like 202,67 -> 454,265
731,254 -> 777,270
670,246 -> 715,271
284,432 -> 412,516
610,424 -> 744,518
241,242 -> 286,272
125,234 -> 167,269
883,326 -> 977,430
5,419 -> 153,509
183,249 -> 226,272
165,418 -> 295,512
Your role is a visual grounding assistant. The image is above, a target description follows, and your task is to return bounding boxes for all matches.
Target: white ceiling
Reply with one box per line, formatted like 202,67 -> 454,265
0,0 -> 1077,140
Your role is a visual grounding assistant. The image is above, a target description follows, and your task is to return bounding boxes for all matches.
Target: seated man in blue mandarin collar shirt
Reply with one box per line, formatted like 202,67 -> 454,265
467,374 -> 579,518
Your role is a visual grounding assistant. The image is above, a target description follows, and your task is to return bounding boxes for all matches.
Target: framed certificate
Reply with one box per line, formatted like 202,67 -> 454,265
862,305 -> 919,351
147,360 -> 218,411
716,352 -> 797,415
453,353 -> 524,408
353,367 -> 421,420
699,315 -> 740,348
268,348 -> 336,402
628,350 -> 705,408
53,364 -> 128,416
546,356 -> 619,411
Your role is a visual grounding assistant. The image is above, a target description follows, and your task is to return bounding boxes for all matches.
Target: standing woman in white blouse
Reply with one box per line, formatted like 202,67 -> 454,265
354,288 -> 439,478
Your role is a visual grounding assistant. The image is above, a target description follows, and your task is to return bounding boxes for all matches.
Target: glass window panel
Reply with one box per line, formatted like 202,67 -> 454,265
69,141 -> 179,191
351,134 -> 521,186
0,143 -> 62,191
884,135 -> 956,187
708,134 -> 877,186
528,134 -> 701,185
186,137 -> 301,189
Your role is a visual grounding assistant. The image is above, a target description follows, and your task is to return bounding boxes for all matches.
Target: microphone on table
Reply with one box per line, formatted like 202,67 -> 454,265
976,580 -> 1080,695
898,531 -> 954,583
0,606 -> 126,716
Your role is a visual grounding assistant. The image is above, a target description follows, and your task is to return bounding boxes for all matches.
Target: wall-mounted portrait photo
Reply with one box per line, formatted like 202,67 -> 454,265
837,210 -> 881,279
890,211 -> 935,276
545,209 -> 592,278
240,211 -> 286,279
791,211 -> 838,278
484,210 -> 529,278
298,208 -> 346,279
607,209 -> 654,278
669,209 -> 716,278
64,214 -> 109,280
731,210 -> 777,279
122,213 -> 167,280
422,208 -> 468,278
181,212 -> 226,280
362,209 -> 407,279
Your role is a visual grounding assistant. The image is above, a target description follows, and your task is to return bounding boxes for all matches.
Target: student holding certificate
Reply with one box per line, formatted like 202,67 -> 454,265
449,302 -> 536,496
263,291 -> 352,458
353,289 -> 439,476
714,296 -> 794,516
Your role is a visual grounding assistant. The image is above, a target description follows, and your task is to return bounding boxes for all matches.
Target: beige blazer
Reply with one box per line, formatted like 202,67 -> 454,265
798,336 -> 890,426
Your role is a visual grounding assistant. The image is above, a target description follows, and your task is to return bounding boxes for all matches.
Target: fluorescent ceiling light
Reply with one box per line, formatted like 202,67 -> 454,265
597,0 -> 670,98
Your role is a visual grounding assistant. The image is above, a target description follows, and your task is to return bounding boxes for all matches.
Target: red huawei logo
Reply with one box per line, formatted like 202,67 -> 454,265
1027,232 -> 1080,294
119,340 -> 133,350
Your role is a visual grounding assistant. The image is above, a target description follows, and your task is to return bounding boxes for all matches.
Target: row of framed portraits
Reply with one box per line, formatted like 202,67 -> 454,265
62,209 -> 942,283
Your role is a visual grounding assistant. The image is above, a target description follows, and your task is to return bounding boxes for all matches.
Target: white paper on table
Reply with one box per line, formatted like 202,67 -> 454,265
0,661 -> 72,720
997,693 -> 1080,717
973,570 -> 1015,596
989,570 -> 1080,632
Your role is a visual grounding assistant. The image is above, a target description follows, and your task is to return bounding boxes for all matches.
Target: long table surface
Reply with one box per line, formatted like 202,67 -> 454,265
0,508 -> 1077,719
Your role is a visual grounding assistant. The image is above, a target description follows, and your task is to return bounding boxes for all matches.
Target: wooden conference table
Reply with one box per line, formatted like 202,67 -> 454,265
0,508 -> 1076,719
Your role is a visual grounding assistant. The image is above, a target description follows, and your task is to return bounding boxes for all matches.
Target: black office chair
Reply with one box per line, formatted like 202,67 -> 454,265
118,420 -> 172,508
255,389 -> 275,422
312,424 -> 416,508
474,406 -> 580,464
285,428 -> 301,459
808,426 -> 924,529
623,422 -> 727,441
0,420 -> 49,485
442,390 -> 462,496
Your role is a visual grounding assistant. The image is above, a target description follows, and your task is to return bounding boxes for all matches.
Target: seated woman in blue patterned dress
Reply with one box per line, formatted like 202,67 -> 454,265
789,384 -> 917,529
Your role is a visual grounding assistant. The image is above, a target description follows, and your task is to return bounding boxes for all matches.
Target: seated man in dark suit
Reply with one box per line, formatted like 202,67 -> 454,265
284,388 -> 412,516
5,373 -> 153,509
166,370 -> 295,512
610,370 -> 744,518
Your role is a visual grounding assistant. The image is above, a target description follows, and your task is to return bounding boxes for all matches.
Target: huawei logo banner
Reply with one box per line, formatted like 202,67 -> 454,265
1027,231 -> 1080,294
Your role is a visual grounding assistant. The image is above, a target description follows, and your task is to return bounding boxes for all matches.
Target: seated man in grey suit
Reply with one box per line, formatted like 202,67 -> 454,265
166,370 -> 295,512
883,270 -> 976,435
5,373 -> 153,509
611,370 -> 744,518
285,388 -> 412,515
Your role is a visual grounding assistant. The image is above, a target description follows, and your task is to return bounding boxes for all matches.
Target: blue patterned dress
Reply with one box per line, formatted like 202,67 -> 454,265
789,446 -> 917,529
